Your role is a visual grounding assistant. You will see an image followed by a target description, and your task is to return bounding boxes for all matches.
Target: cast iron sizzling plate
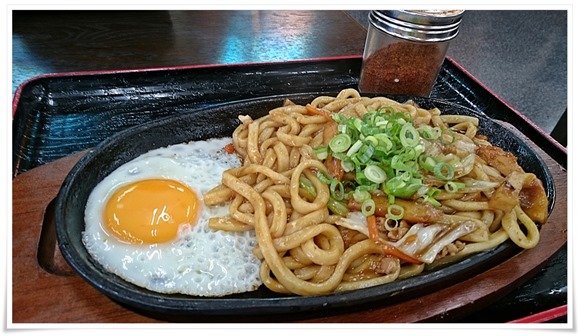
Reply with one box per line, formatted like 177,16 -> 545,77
55,92 -> 556,316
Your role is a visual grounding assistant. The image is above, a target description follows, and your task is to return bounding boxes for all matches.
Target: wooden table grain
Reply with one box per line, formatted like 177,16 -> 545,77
13,10 -> 366,76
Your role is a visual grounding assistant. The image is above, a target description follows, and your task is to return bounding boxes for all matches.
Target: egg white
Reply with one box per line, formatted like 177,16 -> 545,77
83,137 -> 263,297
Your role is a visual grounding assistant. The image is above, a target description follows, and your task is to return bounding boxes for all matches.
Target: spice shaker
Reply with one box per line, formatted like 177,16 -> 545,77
359,10 -> 464,97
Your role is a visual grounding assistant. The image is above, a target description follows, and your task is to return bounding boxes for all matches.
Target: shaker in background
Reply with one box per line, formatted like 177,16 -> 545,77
359,10 -> 465,97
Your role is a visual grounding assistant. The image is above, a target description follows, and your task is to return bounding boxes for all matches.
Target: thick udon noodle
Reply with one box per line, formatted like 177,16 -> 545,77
203,89 -> 549,296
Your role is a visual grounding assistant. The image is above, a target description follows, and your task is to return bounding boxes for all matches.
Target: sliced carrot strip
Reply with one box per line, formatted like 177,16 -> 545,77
367,215 -> 422,264
382,244 -> 423,265
367,215 -> 379,241
224,143 -> 236,154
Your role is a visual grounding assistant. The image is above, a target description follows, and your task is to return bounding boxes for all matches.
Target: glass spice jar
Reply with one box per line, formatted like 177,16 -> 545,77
358,10 -> 465,97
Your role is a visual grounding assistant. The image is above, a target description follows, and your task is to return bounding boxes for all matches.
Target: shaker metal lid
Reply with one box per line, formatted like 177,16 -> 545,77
369,10 -> 465,42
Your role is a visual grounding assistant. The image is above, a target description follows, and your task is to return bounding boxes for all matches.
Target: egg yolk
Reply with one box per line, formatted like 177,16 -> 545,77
103,179 -> 199,244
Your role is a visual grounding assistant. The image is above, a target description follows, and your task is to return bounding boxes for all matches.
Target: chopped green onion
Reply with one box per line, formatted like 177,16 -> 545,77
391,155 -> 418,175
400,123 -> 420,147
423,196 -> 441,207
374,134 -> 393,151
341,159 -> 355,172
427,187 -> 441,199
422,187 -> 442,206
440,128 -> 455,145
299,175 -> 317,200
329,133 -> 352,153
331,152 -> 348,161
387,204 -> 404,220
418,126 -> 441,140
353,118 -> 363,132
434,162 -> 455,180
384,218 -> 399,231
356,184 -> 379,192
383,175 -> 422,198
315,107 -> 468,215
399,146 -> 417,162
365,135 -> 379,146
330,179 -> 345,200
364,164 -> 387,184
346,139 -> 363,157
379,106 -> 395,114
361,199 -> 375,217
313,145 -> 329,160
418,154 -> 438,172
414,143 -> 425,155
357,144 -> 375,163
327,197 -> 349,217
316,170 -> 333,184
353,188 -> 371,202
445,181 -> 465,193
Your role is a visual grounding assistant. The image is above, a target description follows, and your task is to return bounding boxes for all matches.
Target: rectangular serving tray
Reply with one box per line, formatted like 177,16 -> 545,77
11,56 -> 567,323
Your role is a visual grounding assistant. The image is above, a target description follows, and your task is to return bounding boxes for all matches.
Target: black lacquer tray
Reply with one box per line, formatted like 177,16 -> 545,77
12,56 -> 567,322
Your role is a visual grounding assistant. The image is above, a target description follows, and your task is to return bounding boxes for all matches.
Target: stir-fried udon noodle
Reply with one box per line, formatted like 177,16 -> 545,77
203,89 -> 549,296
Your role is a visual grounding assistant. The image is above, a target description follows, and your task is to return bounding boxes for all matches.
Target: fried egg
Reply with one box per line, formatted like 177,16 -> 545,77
83,137 -> 262,297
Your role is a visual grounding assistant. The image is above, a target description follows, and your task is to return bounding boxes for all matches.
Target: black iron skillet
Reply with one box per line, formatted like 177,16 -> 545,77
54,92 -> 555,317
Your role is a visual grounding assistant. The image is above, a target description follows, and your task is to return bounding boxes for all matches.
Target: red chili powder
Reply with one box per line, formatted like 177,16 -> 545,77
359,42 -> 444,97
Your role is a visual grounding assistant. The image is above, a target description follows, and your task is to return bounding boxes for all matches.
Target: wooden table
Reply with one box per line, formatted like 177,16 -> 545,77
11,10 -> 568,324
12,10 -> 366,76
